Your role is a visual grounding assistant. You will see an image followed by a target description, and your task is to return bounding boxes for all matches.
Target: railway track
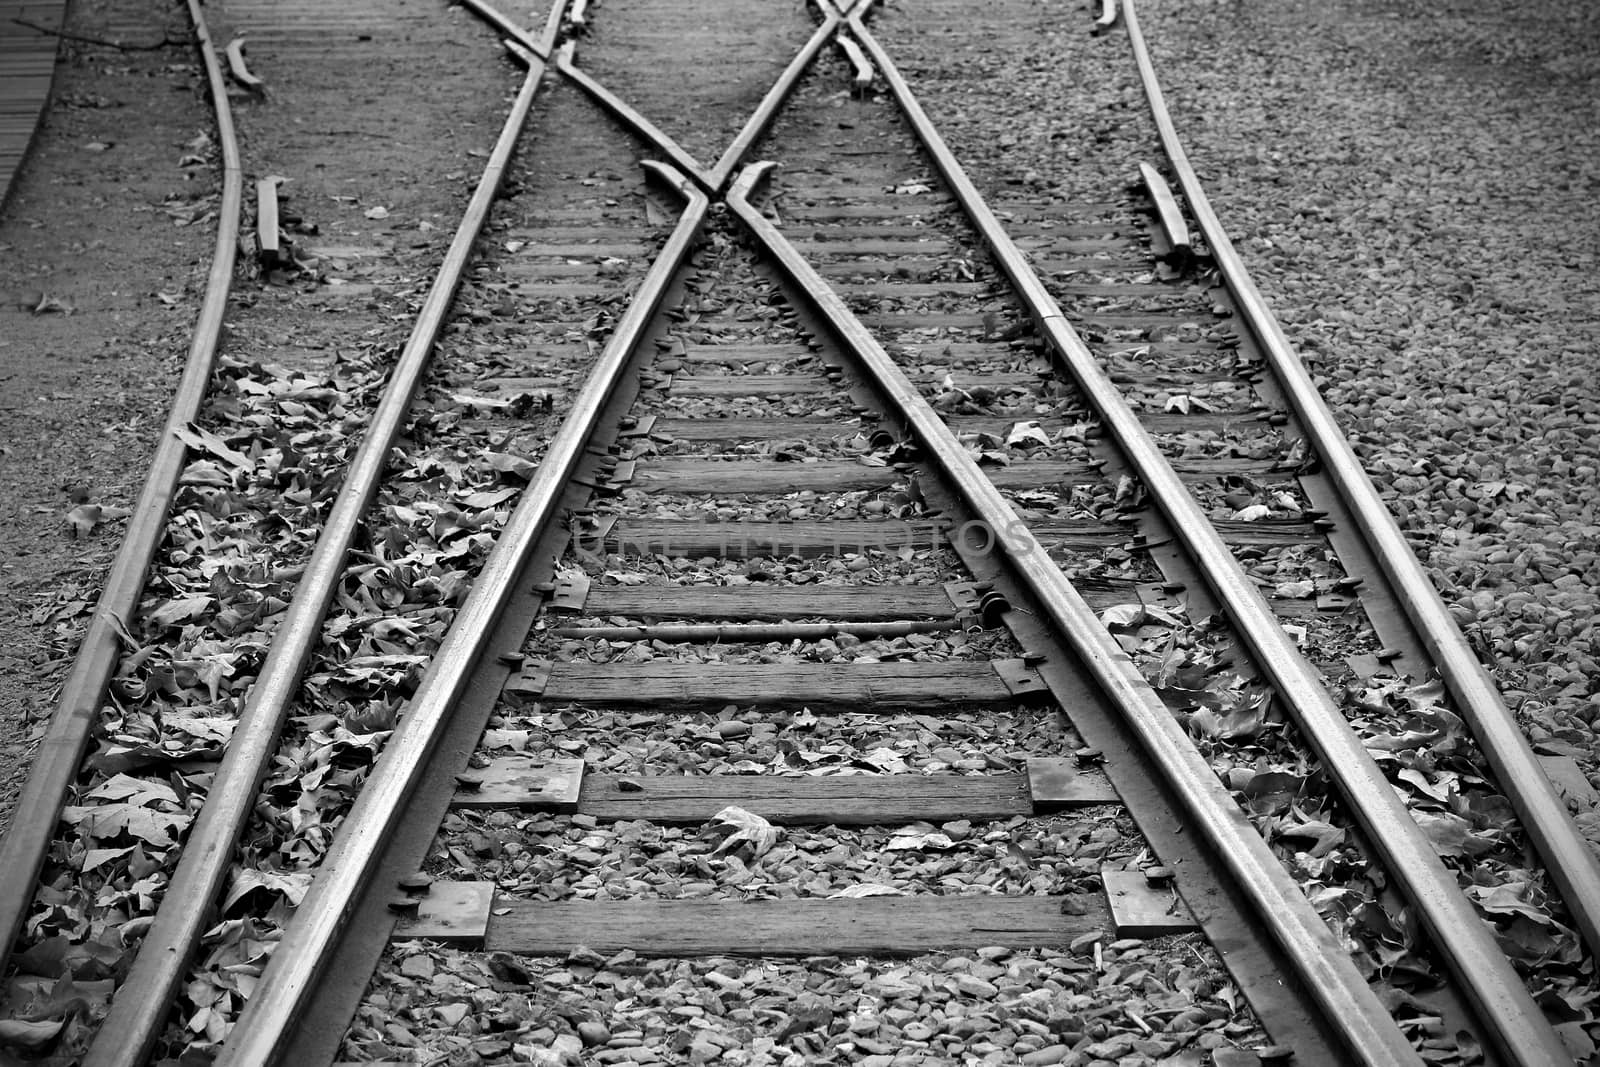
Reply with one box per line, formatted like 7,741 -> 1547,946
0,0 -> 1594,1063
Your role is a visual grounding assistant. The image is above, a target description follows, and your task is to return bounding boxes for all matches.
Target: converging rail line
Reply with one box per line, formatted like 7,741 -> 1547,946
0,0 -> 1592,1064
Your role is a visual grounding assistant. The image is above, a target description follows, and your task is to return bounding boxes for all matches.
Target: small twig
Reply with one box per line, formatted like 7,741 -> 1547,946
310,130 -> 397,141
11,17 -> 177,51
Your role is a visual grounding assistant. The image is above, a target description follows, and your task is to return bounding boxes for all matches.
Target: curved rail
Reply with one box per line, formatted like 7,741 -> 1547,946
0,0 -> 244,978
218,160 -> 710,1064
727,161 -> 1420,1067
80,9 -> 567,1064
844,11 -> 1571,1064
1121,0 -> 1600,962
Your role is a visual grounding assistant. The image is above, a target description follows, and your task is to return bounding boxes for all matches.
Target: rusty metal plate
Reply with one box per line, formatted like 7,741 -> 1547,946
392,881 -> 493,944
452,756 -> 584,811
1102,869 -> 1197,937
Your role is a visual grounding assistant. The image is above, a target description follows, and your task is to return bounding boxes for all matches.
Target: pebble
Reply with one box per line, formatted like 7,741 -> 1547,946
577,1020 -> 611,1047
954,974 -> 1000,998
399,954 -> 434,979
593,1049 -> 661,1064
434,1002 -> 468,1027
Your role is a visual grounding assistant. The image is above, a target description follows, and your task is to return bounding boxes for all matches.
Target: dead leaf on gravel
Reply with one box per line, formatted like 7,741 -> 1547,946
486,452 -> 536,481
32,294 -> 73,315
81,845 -> 136,874
61,803 -> 187,847
1005,420 -> 1051,448
1412,810 -> 1493,857
222,868 -> 313,914
1099,603 -> 1143,629
884,827 -> 955,851
174,423 -> 252,471
706,805 -> 776,860
1466,882 -> 1555,924
87,773 -> 180,807
1278,818 -> 1345,857
1538,755 -> 1599,811
829,884 -> 906,898
1237,770 -> 1302,813
859,747 -> 908,773
65,503 -> 131,538
1555,1023 -> 1595,1060
1396,767 -> 1459,804
144,594 -> 213,629
0,1016 -> 68,1049
14,935 -> 123,980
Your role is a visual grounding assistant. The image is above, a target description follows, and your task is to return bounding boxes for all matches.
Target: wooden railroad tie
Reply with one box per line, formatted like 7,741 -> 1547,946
404,756 -> 1194,953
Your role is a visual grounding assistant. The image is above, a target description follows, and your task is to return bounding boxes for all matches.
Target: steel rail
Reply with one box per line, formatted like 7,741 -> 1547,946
727,161 -> 1421,1067
0,0 -> 244,979
843,14 -> 1571,1064
218,161 -> 709,1064
79,11 -> 566,1064
1121,0 -> 1600,962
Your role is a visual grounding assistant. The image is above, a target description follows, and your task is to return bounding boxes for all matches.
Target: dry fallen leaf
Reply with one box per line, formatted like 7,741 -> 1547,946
707,805 -> 777,860
65,503 -> 131,538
